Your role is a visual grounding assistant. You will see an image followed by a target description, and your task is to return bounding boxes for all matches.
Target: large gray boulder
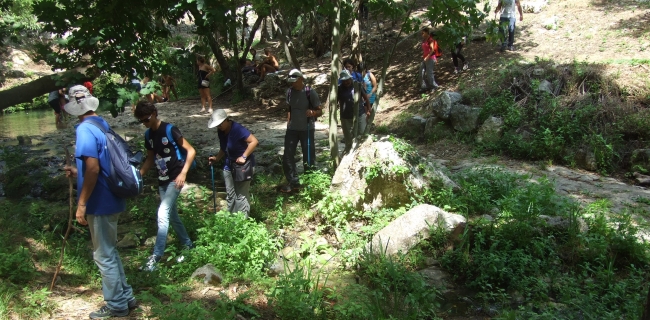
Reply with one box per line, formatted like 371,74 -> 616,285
430,91 -> 462,120
330,136 -> 456,211
450,104 -> 481,132
367,204 -> 466,255
476,116 -> 504,144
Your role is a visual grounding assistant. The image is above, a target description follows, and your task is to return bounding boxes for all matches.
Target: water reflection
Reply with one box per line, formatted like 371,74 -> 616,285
0,109 -> 60,139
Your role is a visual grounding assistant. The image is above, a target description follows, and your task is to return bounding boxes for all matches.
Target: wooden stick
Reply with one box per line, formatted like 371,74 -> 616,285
50,146 -> 75,291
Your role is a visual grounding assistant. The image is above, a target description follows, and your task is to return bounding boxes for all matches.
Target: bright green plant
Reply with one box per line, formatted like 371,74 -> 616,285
350,247 -> 440,319
187,210 -> 279,281
268,260 -> 329,320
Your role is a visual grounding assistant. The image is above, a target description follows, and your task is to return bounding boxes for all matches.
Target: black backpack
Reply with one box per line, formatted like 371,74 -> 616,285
85,119 -> 144,198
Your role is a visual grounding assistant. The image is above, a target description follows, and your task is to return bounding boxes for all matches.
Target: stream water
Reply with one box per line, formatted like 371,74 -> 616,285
0,109 -> 143,149
0,109 -> 58,141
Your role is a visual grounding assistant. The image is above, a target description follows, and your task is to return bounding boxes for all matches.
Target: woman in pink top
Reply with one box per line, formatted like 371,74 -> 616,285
420,28 -> 439,92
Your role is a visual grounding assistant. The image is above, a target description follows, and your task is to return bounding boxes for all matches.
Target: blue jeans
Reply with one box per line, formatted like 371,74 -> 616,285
283,129 -> 316,185
87,213 -> 134,311
153,182 -> 193,257
500,17 -> 516,47
223,169 -> 251,217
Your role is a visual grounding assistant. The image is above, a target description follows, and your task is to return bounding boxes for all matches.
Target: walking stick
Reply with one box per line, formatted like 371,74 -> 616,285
210,155 -> 216,213
307,122 -> 311,169
50,146 -> 74,290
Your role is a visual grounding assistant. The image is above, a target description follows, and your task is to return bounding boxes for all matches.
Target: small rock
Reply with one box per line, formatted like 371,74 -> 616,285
116,233 -> 139,248
191,264 -> 223,285
538,80 -> 553,95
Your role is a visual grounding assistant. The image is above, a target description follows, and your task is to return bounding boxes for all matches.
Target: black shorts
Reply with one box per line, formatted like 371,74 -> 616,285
48,100 -> 61,114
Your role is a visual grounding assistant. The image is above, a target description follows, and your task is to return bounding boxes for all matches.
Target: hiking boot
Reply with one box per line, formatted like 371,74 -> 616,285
89,305 -> 129,319
280,185 -> 293,193
127,298 -> 138,310
140,255 -> 160,272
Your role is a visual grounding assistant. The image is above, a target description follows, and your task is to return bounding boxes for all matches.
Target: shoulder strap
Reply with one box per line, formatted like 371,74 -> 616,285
144,128 -> 150,142
165,123 -> 183,160
305,86 -> 313,110
286,88 -> 291,105
84,118 -> 107,134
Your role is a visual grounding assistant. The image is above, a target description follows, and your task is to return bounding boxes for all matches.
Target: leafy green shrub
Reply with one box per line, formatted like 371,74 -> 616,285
348,249 -> 440,319
268,261 -> 329,320
299,170 -> 332,204
187,211 -> 279,281
0,243 -> 36,283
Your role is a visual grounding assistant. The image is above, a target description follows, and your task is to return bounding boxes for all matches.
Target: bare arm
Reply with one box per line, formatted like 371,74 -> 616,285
494,0 -> 502,13
174,137 -> 196,189
76,156 -> 100,225
140,149 -> 156,176
236,134 -> 259,164
516,0 -> 523,20
208,149 -> 226,164
369,72 -> 378,94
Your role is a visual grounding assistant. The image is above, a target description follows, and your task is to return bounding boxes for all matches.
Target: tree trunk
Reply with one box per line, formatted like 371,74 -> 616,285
328,0 -> 343,168
188,7 -> 236,82
311,11 -> 325,57
364,0 -> 417,134
239,6 -> 248,50
0,68 -> 93,111
272,10 -> 301,69
350,0 -> 363,64
260,17 -> 269,44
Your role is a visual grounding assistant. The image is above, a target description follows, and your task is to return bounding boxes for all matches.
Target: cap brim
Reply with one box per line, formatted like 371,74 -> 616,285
63,97 -> 99,116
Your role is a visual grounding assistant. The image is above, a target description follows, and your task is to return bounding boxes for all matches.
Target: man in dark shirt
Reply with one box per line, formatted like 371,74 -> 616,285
135,101 -> 195,271
281,69 -> 323,193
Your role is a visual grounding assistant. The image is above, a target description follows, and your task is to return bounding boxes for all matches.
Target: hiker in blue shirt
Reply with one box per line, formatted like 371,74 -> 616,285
63,85 -> 136,319
134,101 -> 195,272
207,109 -> 259,217
338,70 -> 371,154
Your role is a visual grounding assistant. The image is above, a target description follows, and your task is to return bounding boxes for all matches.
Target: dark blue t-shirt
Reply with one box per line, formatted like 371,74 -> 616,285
74,116 -> 126,215
337,82 -> 367,119
218,121 -> 255,170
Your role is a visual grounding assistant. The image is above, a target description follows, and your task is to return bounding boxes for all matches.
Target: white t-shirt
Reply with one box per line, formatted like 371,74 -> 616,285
499,0 -> 518,18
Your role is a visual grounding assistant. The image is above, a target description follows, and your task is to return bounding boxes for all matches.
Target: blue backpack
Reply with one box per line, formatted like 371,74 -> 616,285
85,119 -> 144,198
145,123 -> 197,170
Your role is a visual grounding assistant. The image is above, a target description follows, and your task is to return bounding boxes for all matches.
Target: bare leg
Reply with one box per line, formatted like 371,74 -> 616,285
206,88 -> 213,113
199,88 -> 206,112
171,87 -> 178,100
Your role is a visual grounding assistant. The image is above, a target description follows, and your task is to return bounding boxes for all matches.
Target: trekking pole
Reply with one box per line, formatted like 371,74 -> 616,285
209,155 -> 216,214
306,120 -> 311,169
51,146 -> 74,290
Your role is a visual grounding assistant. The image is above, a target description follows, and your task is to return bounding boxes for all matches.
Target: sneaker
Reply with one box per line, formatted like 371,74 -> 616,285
463,63 -> 469,71
89,305 -> 129,319
454,68 -> 460,74
280,185 -> 293,193
508,45 -> 515,51
162,97 -> 168,102
127,298 -> 138,310
500,45 -> 506,52
140,255 -> 160,272
291,183 -> 303,191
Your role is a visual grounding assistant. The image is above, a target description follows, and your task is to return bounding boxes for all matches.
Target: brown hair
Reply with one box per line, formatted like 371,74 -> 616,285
197,56 -> 206,64
134,101 -> 156,118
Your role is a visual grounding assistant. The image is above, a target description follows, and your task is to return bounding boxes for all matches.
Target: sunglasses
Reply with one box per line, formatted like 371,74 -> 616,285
288,74 -> 301,79
138,113 -> 154,123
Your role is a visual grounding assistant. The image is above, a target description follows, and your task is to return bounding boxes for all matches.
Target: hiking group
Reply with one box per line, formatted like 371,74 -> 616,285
56,16 -> 530,316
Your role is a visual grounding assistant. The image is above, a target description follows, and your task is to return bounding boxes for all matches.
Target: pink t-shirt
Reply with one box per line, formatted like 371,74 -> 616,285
422,37 -> 435,61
